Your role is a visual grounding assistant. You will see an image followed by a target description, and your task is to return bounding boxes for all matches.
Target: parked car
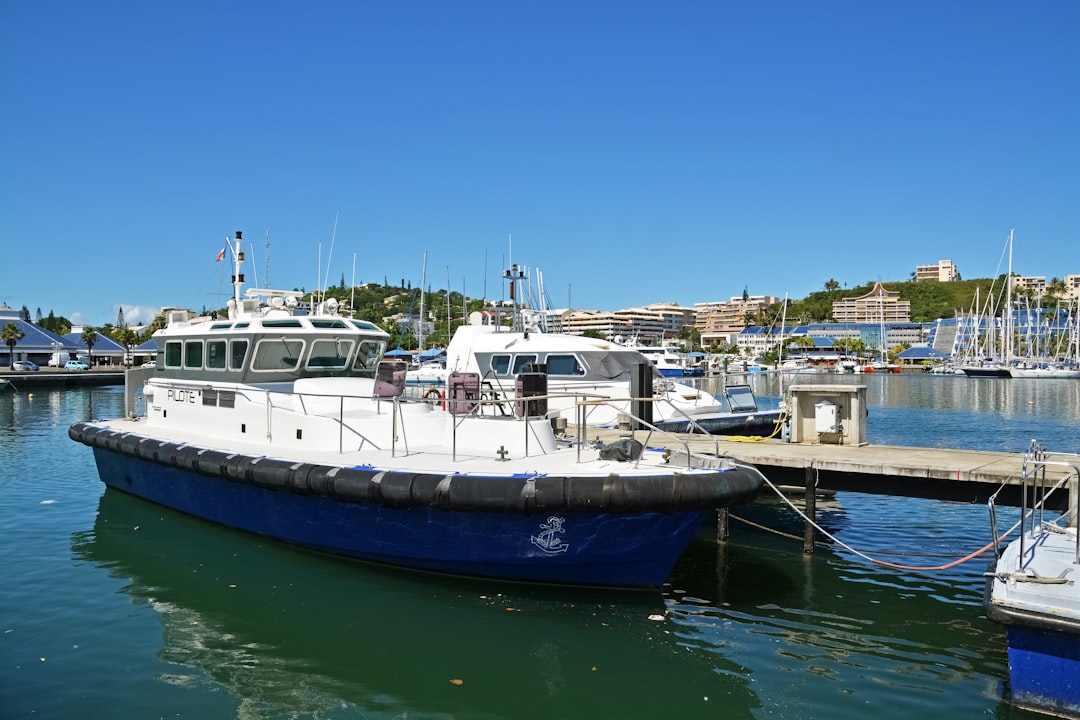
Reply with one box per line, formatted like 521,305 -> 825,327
13,360 -> 39,371
141,360 -> 156,368
64,360 -> 90,371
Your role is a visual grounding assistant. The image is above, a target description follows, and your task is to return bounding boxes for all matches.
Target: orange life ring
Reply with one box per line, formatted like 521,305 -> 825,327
424,388 -> 445,410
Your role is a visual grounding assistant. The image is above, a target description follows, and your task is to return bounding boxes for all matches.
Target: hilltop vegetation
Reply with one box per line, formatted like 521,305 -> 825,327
780,277 -> 1061,325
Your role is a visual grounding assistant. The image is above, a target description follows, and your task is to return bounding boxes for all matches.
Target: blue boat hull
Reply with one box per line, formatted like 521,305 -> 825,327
1004,624 -> 1080,718
90,448 -> 709,587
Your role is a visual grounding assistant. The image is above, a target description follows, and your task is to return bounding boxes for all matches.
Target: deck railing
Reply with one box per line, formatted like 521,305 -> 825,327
989,439 -> 1080,567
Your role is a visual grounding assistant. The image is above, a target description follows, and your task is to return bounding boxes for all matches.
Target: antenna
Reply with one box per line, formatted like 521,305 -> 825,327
250,240 -> 259,290
323,211 -> 340,301
265,230 -> 270,289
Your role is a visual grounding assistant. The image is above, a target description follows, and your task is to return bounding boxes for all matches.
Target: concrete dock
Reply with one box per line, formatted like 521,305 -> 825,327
579,425 -> 1079,553
582,426 -> 1078,511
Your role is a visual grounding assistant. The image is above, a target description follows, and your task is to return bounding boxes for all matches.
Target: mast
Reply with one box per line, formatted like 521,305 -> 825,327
418,251 -> 427,350
231,231 -> 245,307
1004,228 -> 1014,362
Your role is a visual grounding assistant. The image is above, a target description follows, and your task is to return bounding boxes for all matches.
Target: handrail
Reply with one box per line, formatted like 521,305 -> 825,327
147,379 -> 724,471
1018,441 -> 1080,567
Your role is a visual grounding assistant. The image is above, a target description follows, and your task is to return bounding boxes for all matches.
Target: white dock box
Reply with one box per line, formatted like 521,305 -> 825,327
814,400 -> 839,434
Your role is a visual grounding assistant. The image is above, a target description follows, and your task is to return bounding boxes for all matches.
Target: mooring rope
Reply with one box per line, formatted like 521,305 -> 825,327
730,460 -> 1073,572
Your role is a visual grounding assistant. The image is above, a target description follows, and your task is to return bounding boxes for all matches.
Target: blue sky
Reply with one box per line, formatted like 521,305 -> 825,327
2,1 -> 1077,328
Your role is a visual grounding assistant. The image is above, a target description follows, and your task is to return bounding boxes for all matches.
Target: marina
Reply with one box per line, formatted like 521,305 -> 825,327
3,362 -> 1079,718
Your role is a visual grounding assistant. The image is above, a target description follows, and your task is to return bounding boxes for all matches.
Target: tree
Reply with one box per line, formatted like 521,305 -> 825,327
81,326 -> 98,365
824,279 -> 841,292
116,327 -> 139,364
35,307 -> 42,323
2,322 -> 24,369
20,305 -> 30,322
785,335 -> 816,350
117,307 -> 126,328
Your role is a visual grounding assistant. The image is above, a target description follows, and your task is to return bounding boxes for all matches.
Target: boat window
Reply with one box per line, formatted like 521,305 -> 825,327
251,338 -> 305,371
546,354 -> 584,376
349,319 -> 382,332
229,340 -> 248,370
512,355 -> 537,374
490,354 -> 510,376
164,341 -> 183,368
211,323 -> 233,330
206,340 -> 227,370
234,322 -> 250,329
310,318 -> 349,329
307,338 -> 355,370
184,340 -> 204,369
262,319 -> 303,328
353,339 -> 384,374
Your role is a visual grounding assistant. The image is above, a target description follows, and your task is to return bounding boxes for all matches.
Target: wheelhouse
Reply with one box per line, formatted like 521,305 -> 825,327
154,317 -> 388,385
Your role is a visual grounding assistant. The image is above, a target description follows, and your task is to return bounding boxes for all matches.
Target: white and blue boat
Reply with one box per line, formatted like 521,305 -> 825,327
984,441 -> 1080,718
69,233 -> 764,588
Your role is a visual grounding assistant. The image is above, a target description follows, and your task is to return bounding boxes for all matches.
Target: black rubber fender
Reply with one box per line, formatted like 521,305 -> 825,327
116,433 -> 142,458
327,467 -> 378,503
221,453 -> 257,484
172,445 -> 202,472
375,472 -> 420,508
101,430 -> 124,453
445,475 -> 529,512
530,475 -> 569,512
194,449 -> 232,478
284,463 -> 320,495
134,437 -> 166,462
303,465 -> 337,496
248,458 -> 295,492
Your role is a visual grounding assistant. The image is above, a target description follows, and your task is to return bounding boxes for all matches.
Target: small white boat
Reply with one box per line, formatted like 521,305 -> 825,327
615,338 -> 703,378
984,441 -> 1080,718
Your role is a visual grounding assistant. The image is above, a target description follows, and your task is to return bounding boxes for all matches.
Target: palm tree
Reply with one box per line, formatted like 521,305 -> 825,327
116,327 -> 139,366
2,322 -> 24,370
81,326 -> 98,366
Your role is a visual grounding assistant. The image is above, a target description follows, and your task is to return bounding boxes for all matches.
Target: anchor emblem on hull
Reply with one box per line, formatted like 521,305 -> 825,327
531,516 -> 570,554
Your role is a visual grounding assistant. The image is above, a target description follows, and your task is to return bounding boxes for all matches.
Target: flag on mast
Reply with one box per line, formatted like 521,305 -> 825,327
215,246 -> 226,262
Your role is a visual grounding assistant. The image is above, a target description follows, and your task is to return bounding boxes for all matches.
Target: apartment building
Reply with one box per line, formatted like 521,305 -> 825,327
694,295 -> 781,347
831,282 -> 912,323
915,259 -> 958,282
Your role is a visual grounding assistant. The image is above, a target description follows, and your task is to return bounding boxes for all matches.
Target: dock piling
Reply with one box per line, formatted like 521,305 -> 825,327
803,466 -> 817,554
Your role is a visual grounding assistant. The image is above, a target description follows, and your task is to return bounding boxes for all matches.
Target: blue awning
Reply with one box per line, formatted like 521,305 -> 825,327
896,347 -> 948,359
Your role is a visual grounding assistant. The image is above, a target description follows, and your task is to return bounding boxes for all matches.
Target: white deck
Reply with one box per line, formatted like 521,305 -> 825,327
989,525 -> 1080,622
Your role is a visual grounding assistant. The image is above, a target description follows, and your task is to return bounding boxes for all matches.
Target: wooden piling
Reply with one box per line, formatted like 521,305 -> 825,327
803,466 -> 817,554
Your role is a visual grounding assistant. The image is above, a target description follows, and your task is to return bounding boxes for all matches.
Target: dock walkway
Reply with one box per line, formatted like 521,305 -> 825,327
580,426 -> 1078,512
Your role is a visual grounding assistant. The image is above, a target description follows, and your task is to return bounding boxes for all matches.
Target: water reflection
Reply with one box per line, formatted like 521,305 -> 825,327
74,489 -> 758,719
663,518 -> 1010,719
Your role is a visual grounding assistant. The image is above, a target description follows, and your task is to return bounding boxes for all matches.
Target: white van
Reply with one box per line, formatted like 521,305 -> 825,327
47,352 -> 70,367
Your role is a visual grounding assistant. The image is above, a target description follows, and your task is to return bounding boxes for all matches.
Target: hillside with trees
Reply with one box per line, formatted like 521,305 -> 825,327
775,276 -> 1071,325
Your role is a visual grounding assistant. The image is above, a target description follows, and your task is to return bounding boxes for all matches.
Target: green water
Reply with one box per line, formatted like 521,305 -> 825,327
2,381 -> 1067,718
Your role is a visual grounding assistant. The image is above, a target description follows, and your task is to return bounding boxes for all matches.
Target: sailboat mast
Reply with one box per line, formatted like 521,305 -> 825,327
419,251 -> 427,350
1005,228 -> 1014,361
